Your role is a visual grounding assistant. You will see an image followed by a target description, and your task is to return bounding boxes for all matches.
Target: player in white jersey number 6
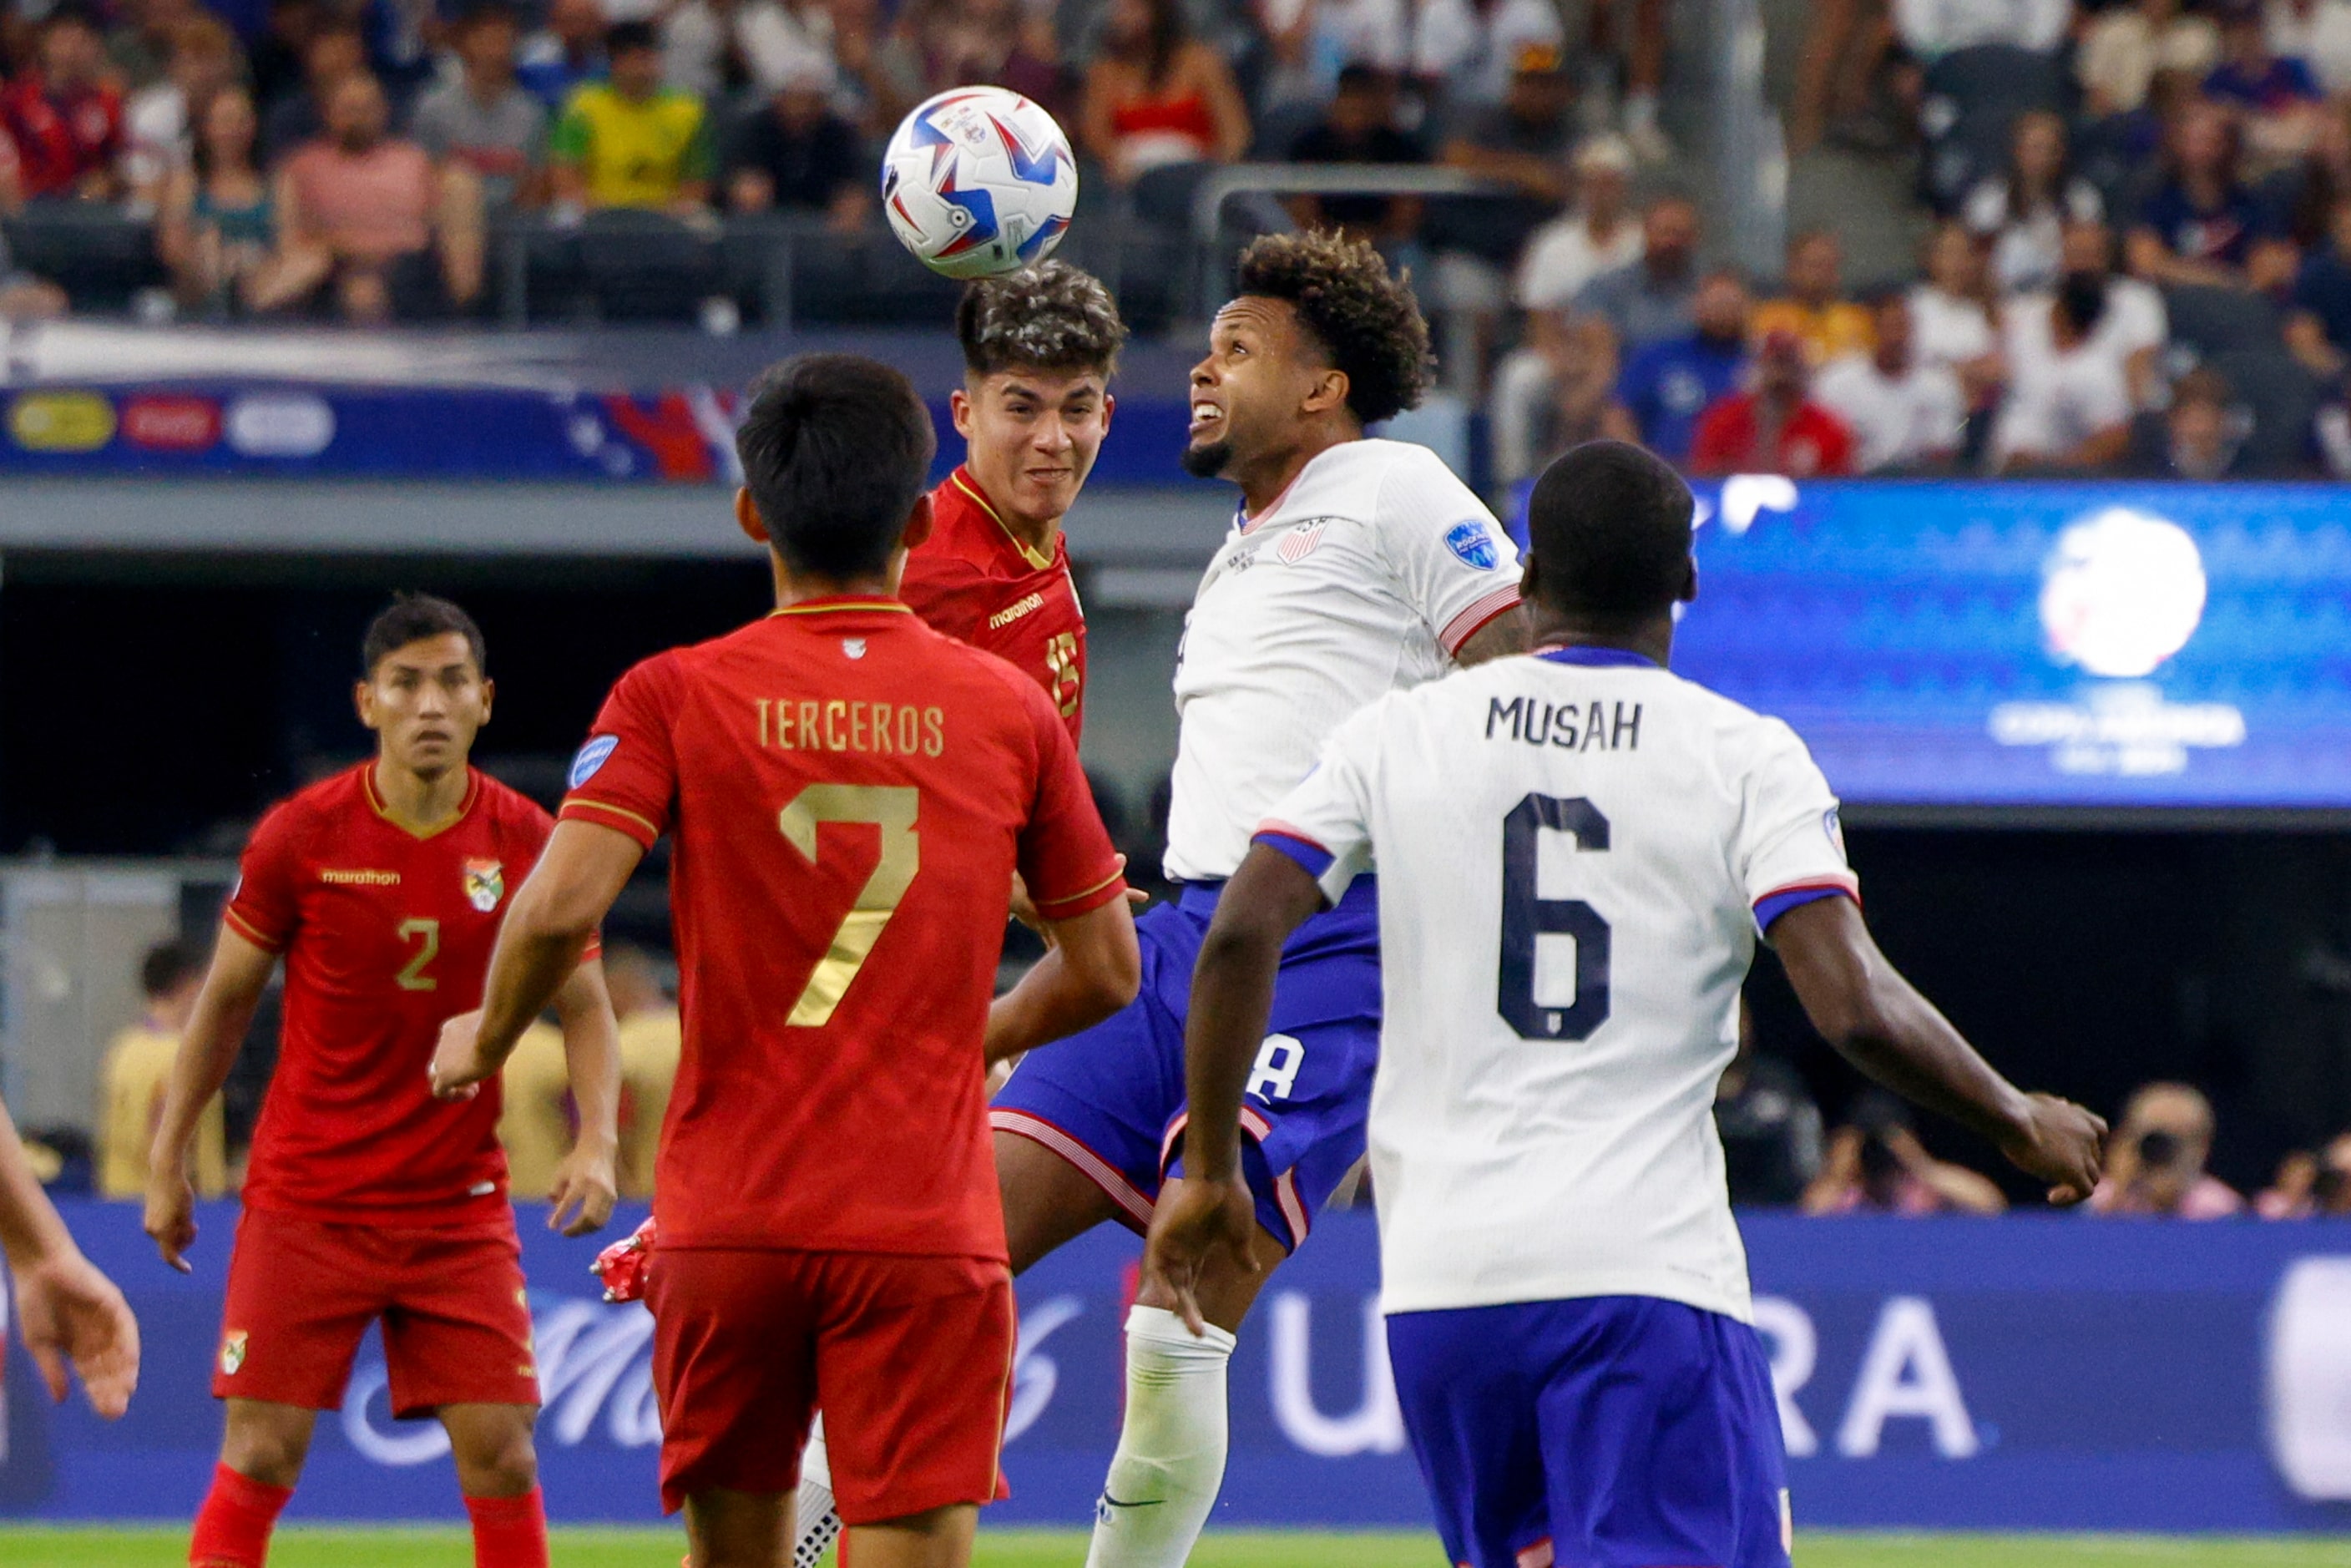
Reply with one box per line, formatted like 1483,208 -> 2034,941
980,230 -> 1528,1568
1150,441 -> 2106,1568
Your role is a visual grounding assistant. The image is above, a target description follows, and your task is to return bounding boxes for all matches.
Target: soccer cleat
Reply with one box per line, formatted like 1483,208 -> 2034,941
592,1216 -> 658,1303
791,1486 -> 842,1568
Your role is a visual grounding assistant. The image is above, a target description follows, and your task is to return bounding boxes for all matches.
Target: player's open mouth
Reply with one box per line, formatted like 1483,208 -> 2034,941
1190,402 -> 1223,435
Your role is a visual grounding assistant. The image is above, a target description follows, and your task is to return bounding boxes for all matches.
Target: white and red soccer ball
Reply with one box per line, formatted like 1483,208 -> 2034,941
881,87 -> 1079,280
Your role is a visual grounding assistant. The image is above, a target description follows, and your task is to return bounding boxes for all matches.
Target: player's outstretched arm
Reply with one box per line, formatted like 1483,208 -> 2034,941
432,819 -> 645,1098
983,897 -> 1141,1065
1770,895 -> 2108,1205
546,959 -> 622,1237
144,928 -> 276,1272
1144,844 -> 1327,1335
3,1090 -> 139,1418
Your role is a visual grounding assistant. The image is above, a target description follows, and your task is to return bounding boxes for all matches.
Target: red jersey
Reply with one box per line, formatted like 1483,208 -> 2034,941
225,764 -> 561,1227
560,598 -> 1125,1259
1688,393 -> 1855,478
0,74 -> 123,200
898,467 -> 1088,742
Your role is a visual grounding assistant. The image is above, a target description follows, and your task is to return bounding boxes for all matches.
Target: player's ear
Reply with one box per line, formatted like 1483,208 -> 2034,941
1677,554 -> 1699,604
1100,389 -> 1115,430
1305,367 -> 1350,420
1519,548 -> 1542,607
478,676 -> 495,723
352,678 -> 379,731
901,490 -> 936,553
734,486 -> 771,545
948,386 -> 974,438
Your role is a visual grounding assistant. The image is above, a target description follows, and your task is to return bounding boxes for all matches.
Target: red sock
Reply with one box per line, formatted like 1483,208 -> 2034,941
190,1462 -> 291,1567
465,1486 -> 549,1568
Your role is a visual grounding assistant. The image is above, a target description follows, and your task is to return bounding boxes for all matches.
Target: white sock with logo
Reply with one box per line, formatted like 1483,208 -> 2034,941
789,1416 -> 842,1568
1084,1304 -> 1239,1568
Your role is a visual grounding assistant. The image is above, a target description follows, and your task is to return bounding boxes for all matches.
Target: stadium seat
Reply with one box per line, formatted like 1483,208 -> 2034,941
2207,348 -> 2322,473
2,202 -> 164,312
2163,285 -> 2283,357
573,209 -> 721,323
1915,45 -> 2071,214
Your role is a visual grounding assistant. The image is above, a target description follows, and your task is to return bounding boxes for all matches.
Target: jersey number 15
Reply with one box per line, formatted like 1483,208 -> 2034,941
1499,794 -> 1610,1042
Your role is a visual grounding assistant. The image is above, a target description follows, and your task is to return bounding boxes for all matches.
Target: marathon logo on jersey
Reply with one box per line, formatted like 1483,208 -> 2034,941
463,860 -> 505,914
1445,520 -> 1500,570
220,1331 -> 247,1377
1486,695 -> 1642,751
569,735 -> 620,789
988,591 -> 1045,630
1277,521 -> 1327,564
320,867 -> 402,886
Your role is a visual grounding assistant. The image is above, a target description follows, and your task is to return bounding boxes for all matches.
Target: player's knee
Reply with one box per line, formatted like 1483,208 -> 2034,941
453,1420 -> 538,1496
220,1417 -> 312,1490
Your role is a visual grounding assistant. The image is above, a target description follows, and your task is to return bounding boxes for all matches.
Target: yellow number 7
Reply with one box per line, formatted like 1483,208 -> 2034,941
779,784 -> 920,1027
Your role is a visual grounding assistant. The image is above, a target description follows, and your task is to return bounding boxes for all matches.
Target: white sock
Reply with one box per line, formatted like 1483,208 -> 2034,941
1084,1305 -> 1238,1568
790,1415 -> 842,1568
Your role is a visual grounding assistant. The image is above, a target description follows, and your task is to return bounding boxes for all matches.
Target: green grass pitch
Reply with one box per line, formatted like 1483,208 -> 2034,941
2,1528 -> 2348,1566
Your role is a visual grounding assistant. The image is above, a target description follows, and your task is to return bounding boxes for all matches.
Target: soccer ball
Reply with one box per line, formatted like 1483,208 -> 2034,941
880,87 -> 1078,280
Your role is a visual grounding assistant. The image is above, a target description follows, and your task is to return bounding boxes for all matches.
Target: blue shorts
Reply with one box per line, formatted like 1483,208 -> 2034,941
1386,1296 -> 1792,1568
989,877 -> 1379,1251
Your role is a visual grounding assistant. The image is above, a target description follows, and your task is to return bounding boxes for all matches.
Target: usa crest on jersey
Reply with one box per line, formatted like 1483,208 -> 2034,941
463,859 -> 504,913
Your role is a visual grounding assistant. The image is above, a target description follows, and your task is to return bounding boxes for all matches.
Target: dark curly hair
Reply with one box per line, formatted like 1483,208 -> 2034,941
957,261 -> 1129,380
1231,230 -> 1434,427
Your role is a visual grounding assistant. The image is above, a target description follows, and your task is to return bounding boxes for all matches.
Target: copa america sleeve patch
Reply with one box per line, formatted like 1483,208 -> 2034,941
569,735 -> 620,789
1446,520 -> 1500,569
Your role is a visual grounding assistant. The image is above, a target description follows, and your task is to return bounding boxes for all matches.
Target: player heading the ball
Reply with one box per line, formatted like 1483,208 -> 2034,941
1150,439 -> 2107,1568
433,352 -> 1140,1568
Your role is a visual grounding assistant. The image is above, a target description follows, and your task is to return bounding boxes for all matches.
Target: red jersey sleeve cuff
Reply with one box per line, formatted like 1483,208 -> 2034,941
1440,585 -> 1524,655
1029,867 -> 1130,923
560,797 -> 663,848
221,905 -> 286,953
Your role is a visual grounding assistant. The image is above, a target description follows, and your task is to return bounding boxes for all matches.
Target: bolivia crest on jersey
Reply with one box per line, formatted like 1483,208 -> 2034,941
220,1330 -> 248,1375
463,859 -> 504,913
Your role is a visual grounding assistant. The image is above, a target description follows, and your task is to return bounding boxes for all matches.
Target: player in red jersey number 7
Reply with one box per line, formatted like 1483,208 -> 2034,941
147,595 -> 624,1568
432,353 -> 1141,1568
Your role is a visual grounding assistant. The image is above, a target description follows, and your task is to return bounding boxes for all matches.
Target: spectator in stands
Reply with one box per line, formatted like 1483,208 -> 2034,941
608,943 -> 680,1199
1787,0 -> 1904,154
260,20 -> 366,166
2255,1131 -> 2351,1217
247,0 -> 321,120
2268,0 -> 2351,97
0,225 -> 68,317
1583,0 -> 1675,163
1713,1022 -> 1824,1209
1573,190 -> 1701,349
550,23 -> 714,218
1079,0 -> 1250,195
1492,310 -> 1631,486
905,0 -> 1062,115
1411,0 -> 1565,112
270,71 -> 484,321
2271,97 -> 2351,250
1802,1092 -> 2008,1215
2035,216 -> 2170,407
1690,328 -> 1856,477
1286,64 -> 1425,249
1890,0 -> 2069,63
124,14 -> 240,205
2207,0 -> 2328,169
1257,0 -> 1410,111
518,0 -> 610,114
1752,229 -> 1873,366
1995,270 -> 2136,470
1815,291 -> 1968,472
2114,363 -> 2262,476
1909,220 -> 2002,397
1511,131 -> 1639,315
0,8 -> 127,201
108,0 -> 197,93
2079,0 -> 2222,119
1610,266 -> 1749,463
723,55 -> 867,230
1433,45 -> 1577,290
1965,109 -> 2106,294
2128,98 -> 2292,291
412,3 -> 547,210
2089,1081 -> 2245,1217
98,940 -> 229,1201
2288,194 -> 2351,376
159,85 -> 280,313
660,0 -> 844,104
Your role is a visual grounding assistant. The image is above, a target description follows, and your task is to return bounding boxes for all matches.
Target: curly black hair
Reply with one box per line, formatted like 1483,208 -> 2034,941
957,261 -> 1129,380
1231,230 -> 1435,427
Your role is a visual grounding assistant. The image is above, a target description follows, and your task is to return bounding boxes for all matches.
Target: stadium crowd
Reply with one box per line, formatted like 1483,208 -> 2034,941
7,0 -> 2351,475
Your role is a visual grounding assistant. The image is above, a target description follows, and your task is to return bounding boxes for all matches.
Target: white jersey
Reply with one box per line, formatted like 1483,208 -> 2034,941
1165,438 -> 1523,883
1259,648 -> 1857,1322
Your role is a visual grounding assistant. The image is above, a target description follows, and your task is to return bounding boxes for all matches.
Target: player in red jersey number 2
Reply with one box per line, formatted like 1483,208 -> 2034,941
147,595 -> 624,1568
432,354 -> 1141,1568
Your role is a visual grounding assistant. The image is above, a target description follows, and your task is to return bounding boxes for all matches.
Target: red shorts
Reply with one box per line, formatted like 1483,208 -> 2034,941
647,1248 -> 1014,1523
213,1206 -> 539,1417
